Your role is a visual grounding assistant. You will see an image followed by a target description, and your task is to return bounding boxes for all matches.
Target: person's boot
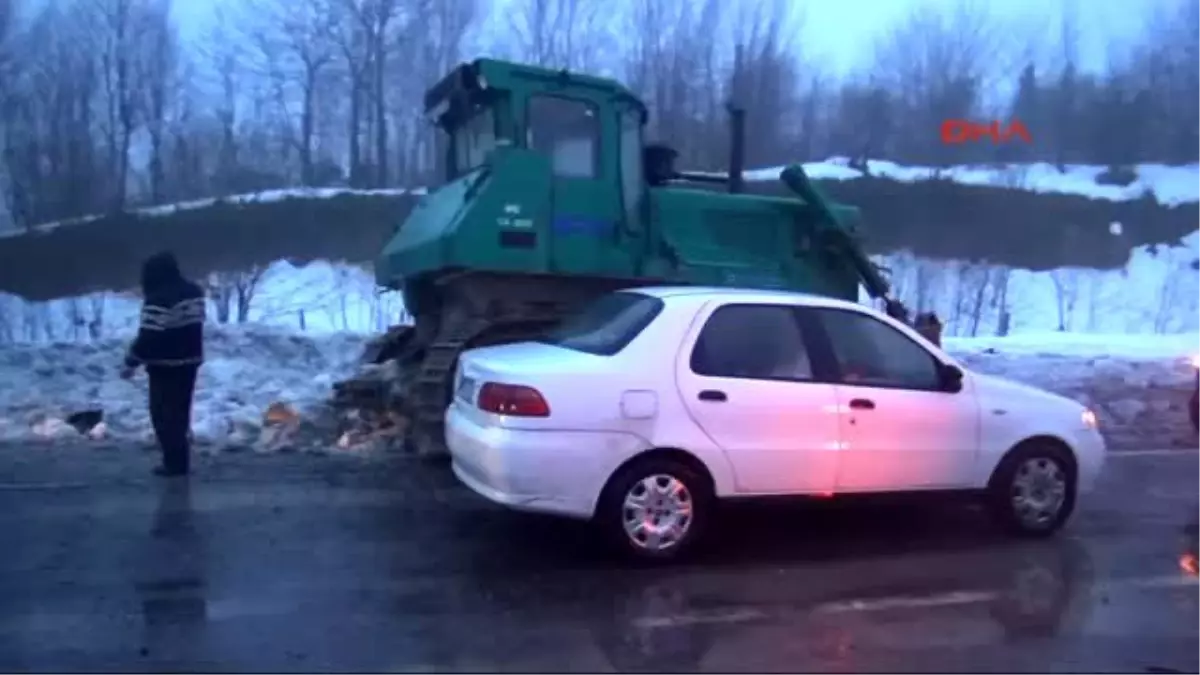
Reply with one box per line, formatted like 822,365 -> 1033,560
153,465 -> 188,477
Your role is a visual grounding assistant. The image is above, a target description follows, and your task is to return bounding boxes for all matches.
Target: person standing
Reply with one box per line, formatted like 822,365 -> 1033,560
120,252 -> 206,477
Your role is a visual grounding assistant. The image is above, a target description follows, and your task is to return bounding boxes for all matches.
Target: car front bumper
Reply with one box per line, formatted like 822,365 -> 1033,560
1072,427 -> 1107,494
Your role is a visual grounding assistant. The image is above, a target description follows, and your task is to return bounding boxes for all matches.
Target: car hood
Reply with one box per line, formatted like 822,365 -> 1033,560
970,371 -> 1084,413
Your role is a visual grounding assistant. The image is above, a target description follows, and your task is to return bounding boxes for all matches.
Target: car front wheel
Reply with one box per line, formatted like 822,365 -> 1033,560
598,457 -> 712,563
988,444 -> 1077,537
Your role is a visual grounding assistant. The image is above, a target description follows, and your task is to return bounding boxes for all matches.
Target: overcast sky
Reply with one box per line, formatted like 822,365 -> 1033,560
800,0 -> 1167,73
174,0 -> 1174,77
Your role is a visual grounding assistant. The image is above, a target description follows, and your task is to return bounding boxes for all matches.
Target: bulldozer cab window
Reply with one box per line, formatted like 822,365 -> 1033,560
619,109 -> 643,220
451,107 -> 497,176
526,96 -> 599,179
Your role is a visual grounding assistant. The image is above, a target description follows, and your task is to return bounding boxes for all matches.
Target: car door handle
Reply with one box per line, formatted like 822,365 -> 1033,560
698,390 -> 727,402
848,398 -> 875,410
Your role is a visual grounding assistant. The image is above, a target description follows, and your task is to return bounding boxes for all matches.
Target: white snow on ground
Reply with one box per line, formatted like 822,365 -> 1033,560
0,326 -> 371,450
0,264 -> 405,451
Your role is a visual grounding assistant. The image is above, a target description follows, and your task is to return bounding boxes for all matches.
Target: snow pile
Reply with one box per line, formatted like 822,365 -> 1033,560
750,158 -> 1200,205
0,326 -> 370,452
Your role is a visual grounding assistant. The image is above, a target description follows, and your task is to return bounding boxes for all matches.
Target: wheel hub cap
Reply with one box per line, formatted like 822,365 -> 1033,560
1011,457 -> 1067,527
622,474 -> 694,552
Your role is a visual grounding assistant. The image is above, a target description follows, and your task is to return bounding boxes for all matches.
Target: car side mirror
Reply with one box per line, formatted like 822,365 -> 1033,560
939,364 -> 964,393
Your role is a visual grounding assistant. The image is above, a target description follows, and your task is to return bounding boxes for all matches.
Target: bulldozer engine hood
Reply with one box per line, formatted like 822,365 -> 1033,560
375,168 -> 484,288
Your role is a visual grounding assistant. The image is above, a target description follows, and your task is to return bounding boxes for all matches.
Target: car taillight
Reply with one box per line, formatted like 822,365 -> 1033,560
477,382 -> 550,417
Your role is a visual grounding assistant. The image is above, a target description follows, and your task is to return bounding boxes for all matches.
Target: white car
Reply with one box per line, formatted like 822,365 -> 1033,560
445,287 -> 1107,561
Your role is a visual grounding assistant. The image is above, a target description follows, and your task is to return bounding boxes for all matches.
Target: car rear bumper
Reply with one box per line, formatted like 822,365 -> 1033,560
444,404 -> 647,520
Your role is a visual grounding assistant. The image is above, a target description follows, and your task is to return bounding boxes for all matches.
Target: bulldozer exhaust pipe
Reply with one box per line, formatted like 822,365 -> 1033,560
727,104 -> 745,194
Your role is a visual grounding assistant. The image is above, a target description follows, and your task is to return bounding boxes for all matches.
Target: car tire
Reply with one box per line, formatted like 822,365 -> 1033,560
597,457 -> 713,563
987,443 -> 1077,538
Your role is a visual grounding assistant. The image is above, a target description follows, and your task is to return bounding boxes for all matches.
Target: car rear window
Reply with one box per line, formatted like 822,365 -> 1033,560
539,292 -> 664,356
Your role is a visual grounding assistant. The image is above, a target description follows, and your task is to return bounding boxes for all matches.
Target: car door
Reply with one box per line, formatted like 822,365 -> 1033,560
526,95 -> 618,276
802,306 -> 980,492
675,301 -> 841,495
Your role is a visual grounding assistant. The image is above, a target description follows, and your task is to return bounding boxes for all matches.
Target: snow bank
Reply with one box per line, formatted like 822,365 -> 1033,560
0,187 -> 425,240
0,326 -> 370,451
867,229 -> 1200,335
0,258 -> 407,341
749,158 -> 1200,206
5,159 -> 1195,242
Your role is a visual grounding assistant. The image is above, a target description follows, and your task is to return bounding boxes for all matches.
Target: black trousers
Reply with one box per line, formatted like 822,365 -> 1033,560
147,365 -> 199,473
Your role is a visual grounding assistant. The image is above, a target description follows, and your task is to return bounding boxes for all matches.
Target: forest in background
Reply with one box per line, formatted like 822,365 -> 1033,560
0,0 -> 1196,231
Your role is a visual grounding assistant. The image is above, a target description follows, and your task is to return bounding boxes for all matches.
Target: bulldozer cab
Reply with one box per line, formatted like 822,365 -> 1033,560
424,60 -> 649,263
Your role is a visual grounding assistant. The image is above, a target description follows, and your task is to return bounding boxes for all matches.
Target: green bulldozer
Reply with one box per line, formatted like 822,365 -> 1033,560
370,58 -> 904,456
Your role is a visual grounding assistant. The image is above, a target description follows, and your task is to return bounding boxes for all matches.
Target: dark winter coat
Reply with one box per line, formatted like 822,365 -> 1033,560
124,252 -> 206,369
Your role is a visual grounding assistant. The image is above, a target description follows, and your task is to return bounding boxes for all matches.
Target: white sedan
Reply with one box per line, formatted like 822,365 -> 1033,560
445,287 -> 1106,561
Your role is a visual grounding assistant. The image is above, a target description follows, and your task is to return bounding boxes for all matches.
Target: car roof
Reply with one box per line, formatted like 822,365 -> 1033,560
623,285 -> 870,312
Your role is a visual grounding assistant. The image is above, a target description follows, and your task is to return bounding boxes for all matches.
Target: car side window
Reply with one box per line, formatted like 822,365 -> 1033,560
813,308 -> 941,390
690,304 -> 813,381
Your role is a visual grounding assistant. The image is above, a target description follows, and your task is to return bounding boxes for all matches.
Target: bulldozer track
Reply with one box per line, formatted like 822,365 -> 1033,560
405,302 -> 569,456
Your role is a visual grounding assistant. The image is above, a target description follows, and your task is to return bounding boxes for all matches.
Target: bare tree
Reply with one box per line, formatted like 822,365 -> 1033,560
0,0 -> 17,84
623,0 -> 726,168
950,260 -> 994,337
328,0 -> 403,187
396,0 -> 480,184
506,0 -> 612,72
988,265 -> 1012,336
247,0 -> 340,186
91,0 -> 156,210
728,0 -> 803,168
331,0 -> 372,186
134,0 -> 177,203
1049,268 -> 1079,331
206,267 -> 269,324
364,0 -> 401,186
3,0 -> 105,226
869,0 -> 1010,165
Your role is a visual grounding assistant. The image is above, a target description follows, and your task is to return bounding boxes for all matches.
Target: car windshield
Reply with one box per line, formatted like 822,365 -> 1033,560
540,292 -> 664,356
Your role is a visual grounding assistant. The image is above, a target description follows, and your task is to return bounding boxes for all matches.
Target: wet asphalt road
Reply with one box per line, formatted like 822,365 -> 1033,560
1,448 -> 1197,673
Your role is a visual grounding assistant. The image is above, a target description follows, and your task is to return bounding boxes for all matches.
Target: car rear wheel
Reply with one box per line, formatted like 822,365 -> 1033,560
597,457 -> 712,563
987,443 -> 1077,537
